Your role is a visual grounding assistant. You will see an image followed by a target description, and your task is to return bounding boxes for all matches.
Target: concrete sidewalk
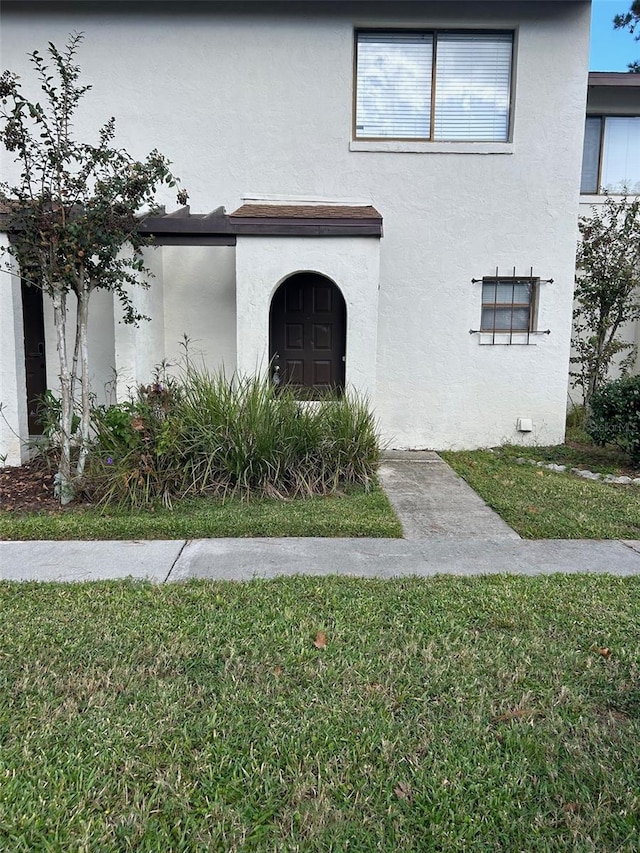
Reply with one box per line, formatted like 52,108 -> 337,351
1,537 -> 639,582
1,451 -> 639,582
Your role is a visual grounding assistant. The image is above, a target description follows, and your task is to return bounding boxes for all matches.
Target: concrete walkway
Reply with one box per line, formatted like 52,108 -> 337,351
1,452 -> 639,581
378,451 -> 519,539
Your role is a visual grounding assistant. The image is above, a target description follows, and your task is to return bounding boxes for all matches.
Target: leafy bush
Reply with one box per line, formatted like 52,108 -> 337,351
588,374 -> 640,463
83,368 -> 380,508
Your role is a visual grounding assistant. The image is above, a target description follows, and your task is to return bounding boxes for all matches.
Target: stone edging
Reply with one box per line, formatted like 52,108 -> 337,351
513,457 -> 640,485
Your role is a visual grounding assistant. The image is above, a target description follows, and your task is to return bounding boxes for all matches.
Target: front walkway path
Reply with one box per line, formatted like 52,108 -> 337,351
378,451 -> 519,539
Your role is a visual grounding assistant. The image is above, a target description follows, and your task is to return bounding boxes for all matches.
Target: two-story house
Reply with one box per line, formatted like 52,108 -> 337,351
575,70 -> 640,392
1,1 -> 593,465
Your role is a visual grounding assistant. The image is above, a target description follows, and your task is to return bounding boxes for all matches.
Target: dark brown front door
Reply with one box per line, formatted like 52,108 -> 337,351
270,273 -> 346,393
21,282 -> 47,435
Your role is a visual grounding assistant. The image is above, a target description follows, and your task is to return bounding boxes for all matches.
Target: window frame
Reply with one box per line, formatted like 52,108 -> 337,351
580,114 -> 640,195
479,275 -> 538,343
352,28 -> 515,144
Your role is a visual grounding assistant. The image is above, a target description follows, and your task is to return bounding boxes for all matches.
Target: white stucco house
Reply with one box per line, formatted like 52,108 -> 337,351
0,0 -> 614,466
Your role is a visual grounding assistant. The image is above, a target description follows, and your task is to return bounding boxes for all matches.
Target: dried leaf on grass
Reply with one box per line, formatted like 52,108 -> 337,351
313,631 -> 327,650
394,782 -> 412,801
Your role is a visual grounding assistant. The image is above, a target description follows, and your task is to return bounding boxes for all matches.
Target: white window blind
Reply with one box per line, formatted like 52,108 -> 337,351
434,33 -> 512,141
355,33 -> 433,139
580,117 -> 602,194
601,117 -> 640,194
481,278 -> 534,333
355,31 -> 513,142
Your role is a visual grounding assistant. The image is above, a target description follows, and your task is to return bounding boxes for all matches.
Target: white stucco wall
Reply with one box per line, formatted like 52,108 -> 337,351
235,236 -> 380,399
1,1 -> 591,452
113,246 -> 165,399
0,238 -> 28,466
162,246 -> 236,375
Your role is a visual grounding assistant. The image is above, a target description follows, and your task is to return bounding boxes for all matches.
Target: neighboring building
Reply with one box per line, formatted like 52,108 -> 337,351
1,0 -> 592,466
574,71 -> 640,396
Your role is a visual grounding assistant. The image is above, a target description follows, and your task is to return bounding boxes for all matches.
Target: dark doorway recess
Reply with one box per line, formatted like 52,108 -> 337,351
21,282 -> 47,435
269,273 -> 346,395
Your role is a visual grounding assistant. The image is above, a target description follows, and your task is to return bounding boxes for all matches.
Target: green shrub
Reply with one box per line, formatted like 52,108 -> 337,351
83,368 -> 380,508
588,374 -> 640,462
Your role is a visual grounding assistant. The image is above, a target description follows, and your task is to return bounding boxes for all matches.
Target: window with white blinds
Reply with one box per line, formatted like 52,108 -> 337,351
355,30 -> 513,142
580,116 -> 640,194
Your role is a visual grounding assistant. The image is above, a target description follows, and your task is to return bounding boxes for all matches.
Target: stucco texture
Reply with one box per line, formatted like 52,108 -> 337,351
0,1 -> 591,452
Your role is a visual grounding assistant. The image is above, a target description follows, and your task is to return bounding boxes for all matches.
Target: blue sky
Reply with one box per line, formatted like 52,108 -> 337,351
590,0 -> 639,70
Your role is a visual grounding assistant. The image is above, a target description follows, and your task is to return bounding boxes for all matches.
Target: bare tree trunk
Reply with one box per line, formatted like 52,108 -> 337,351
52,286 -> 74,504
75,281 -> 91,479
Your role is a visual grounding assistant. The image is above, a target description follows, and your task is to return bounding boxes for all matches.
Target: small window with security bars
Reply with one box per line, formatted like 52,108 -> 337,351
480,276 -> 538,344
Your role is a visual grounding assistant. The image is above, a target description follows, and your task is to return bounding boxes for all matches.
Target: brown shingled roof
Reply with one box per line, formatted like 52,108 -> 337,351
230,204 -> 381,220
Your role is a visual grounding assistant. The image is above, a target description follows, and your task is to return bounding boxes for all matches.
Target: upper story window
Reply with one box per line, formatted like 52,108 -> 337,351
354,30 -> 513,142
581,116 -> 640,194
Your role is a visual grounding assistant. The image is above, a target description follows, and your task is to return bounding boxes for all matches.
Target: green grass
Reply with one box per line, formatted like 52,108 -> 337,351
496,433 -> 635,476
1,575 -> 638,852
0,485 -> 402,541
441,450 -> 640,539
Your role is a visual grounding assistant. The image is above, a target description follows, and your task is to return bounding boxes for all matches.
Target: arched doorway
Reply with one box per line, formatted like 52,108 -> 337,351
269,272 -> 346,393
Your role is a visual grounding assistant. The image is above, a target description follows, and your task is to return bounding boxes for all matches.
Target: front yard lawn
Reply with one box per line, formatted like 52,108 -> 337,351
1,575 -> 638,851
0,485 -> 402,540
441,448 -> 640,539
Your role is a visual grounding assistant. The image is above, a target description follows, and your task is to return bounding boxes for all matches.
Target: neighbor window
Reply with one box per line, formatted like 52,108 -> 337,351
355,30 -> 513,142
580,116 -> 640,194
480,277 -> 537,334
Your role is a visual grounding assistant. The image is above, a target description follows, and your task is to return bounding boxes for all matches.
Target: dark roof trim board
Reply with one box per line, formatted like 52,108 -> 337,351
588,72 -> 640,88
1,204 -> 383,241
138,205 -> 236,245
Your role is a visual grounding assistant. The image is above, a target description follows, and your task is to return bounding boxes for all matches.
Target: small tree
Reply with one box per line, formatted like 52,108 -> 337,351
571,194 -> 640,411
0,33 -> 187,502
614,1 -> 640,72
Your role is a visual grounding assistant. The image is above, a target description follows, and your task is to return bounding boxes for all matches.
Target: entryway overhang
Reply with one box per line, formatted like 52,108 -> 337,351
228,201 -> 383,402
138,203 -> 383,243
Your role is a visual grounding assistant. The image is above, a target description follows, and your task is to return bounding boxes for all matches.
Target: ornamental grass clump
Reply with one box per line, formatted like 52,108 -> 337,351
84,368 -> 380,507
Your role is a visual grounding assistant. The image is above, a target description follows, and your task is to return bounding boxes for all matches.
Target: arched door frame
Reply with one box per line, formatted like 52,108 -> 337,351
269,271 -> 347,393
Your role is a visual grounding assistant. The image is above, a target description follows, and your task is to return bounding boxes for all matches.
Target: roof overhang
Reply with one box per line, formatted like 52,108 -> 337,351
588,72 -> 640,89
1,202 -> 383,243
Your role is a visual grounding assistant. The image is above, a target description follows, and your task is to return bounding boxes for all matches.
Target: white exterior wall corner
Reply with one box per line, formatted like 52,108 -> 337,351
0,237 -> 29,466
113,247 -> 165,399
235,236 -> 380,401
1,1 -> 592,451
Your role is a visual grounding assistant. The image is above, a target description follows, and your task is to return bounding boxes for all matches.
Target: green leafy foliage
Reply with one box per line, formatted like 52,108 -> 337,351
571,195 -> 640,409
588,374 -> 640,462
37,390 -> 80,440
614,1 -> 640,72
0,34 -> 186,500
84,368 -> 381,508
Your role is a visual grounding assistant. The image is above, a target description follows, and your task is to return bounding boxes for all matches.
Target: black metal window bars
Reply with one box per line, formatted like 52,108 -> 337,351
469,267 -> 552,344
